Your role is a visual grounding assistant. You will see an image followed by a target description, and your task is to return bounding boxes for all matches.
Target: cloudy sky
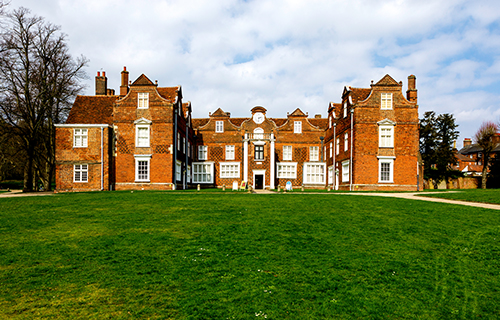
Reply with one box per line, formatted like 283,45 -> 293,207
8,0 -> 500,147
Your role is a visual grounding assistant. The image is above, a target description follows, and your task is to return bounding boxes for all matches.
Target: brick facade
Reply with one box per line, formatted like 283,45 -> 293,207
55,69 -> 420,192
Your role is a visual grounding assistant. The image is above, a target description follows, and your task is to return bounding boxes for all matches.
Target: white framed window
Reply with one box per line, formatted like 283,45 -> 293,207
329,142 -> 333,158
309,146 -> 319,161
378,157 -> 394,183
255,145 -> 264,160
188,141 -> 191,157
136,125 -> 150,147
135,155 -> 151,182
220,162 -> 240,178
74,128 -> 88,148
329,116 -> 332,128
225,145 -> 235,160
198,145 -> 207,160
303,163 -> 326,184
336,138 -> 339,155
216,121 -> 224,133
177,133 -> 180,151
187,165 -> 191,183
183,137 -> 186,153
176,160 -> 182,181
379,126 -> 394,148
277,162 -> 297,179
342,160 -> 349,182
328,166 -> 334,185
192,162 -> 213,183
344,132 -> 348,151
381,93 -> 392,110
294,121 -> 302,133
343,102 -> 347,118
138,93 -> 149,109
74,164 -> 88,182
283,145 -> 292,161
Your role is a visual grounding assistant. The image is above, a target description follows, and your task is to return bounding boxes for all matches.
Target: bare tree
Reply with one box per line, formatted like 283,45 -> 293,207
0,7 -> 87,191
474,121 -> 499,189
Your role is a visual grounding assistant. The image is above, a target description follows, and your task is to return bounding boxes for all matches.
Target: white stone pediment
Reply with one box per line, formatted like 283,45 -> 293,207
377,118 -> 396,126
134,117 -> 152,124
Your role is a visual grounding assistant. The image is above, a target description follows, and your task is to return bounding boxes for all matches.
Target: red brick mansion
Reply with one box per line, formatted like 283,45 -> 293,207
55,68 -> 421,192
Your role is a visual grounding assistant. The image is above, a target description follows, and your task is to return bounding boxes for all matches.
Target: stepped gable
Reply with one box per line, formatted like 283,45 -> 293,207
131,74 -> 155,86
66,95 -> 116,125
157,87 -> 179,102
374,74 -> 400,86
288,108 -> 307,117
308,118 -> 328,129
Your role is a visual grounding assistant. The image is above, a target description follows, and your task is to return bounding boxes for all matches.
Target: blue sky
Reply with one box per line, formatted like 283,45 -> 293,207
9,0 -> 500,148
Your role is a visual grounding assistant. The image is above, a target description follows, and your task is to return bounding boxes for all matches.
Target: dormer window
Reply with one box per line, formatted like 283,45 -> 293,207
138,93 -> 149,109
329,116 -> 332,128
294,121 -> 302,133
216,121 -> 224,133
381,93 -> 392,110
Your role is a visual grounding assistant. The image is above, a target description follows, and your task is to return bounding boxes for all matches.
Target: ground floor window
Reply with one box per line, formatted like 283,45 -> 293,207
176,160 -> 182,181
220,162 -> 240,178
342,160 -> 349,182
277,162 -> 297,179
328,166 -> 334,185
135,155 -> 151,182
193,162 -> 214,183
74,164 -> 88,182
378,158 -> 394,183
303,162 -> 326,184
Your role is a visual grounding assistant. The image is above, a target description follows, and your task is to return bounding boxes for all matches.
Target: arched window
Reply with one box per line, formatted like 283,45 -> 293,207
253,127 -> 264,139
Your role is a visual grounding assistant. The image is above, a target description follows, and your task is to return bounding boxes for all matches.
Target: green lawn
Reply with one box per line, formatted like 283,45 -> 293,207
421,189 -> 500,204
1,192 -> 500,319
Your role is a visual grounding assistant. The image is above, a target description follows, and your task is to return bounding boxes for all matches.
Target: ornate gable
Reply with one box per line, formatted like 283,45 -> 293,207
374,74 -> 400,87
210,108 -> 230,118
377,118 -> 397,126
131,74 -> 155,86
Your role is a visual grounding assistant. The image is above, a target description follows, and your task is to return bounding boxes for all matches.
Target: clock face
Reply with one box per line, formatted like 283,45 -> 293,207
253,112 -> 265,124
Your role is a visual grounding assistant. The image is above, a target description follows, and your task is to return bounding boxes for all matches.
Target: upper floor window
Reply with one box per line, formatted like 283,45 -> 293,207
253,127 -> 264,139
309,146 -> 319,161
138,93 -> 149,109
342,160 -> 349,182
336,138 -> 339,155
381,93 -> 392,110
198,145 -> 207,160
177,133 -> 181,151
343,102 -> 347,118
226,145 -> 235,160
136,126 -> 150,147
329,142 -> 333,158
74,164 -> 88,182
294,121 -> 302,133
74,128 -> 88,148
255,145 -> 264,160
283,146 -> 292,161
329,116 -> 332,128
344,132 -> 348,151
216,121 -> 224,133
182,137 -> 186,153
379,126 -> 394,148
188,141 -> 191,157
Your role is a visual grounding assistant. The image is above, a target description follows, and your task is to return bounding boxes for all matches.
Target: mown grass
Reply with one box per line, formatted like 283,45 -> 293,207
1,191 -> 500,319
421,189 -> 500,204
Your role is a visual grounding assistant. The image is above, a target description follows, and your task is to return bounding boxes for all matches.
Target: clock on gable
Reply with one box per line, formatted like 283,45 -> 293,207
253,112 -> 265,124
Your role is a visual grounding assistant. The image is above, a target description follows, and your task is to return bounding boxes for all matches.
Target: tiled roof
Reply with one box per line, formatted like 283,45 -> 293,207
288,108 -> 307,117
192,118 -> 210,128
456,153 -> 475,162
211,108 -> 230,117
131,74 -> 154,86
66,95 -> 116,125
350,88 -> 371,103
374,74 -> 400,86
308,118 -> 328,129
229,118 -> 247,126
157,87 -> 179,102
270,118 -> 287,127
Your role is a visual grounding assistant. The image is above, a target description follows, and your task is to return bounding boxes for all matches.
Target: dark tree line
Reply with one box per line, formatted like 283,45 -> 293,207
0,6 -> 87,191
419,111 -> 460,186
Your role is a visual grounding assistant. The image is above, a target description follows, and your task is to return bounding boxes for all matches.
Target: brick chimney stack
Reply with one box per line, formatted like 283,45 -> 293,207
406,75 -> 417,103
463,138 -> 472,147
120,66 -> 129,96
95,71 -> 107,95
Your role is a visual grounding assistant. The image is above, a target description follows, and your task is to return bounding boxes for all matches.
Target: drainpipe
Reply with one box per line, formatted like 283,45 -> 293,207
350,108 -> 354,191
184,114 -> 189,190
333,123 -> 336,189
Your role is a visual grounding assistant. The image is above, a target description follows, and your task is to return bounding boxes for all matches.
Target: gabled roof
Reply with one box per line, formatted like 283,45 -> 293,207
270,118 -> 287,127
229,118 -> 247,126
131,74 -> 155,86
288,108 -> 307,117
192,118 -> 210,128
374,74 -> 400,87
157,87 -> 179,102
456,153 -> 475,162
308,118 -> 328,129
210,108 -> 230,117
66,95 -> 117,125
350,88 -> 371,103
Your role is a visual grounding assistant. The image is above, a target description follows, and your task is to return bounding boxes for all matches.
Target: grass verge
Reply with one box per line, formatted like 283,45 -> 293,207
1,191 -> 499,319
421,188 -> 500,204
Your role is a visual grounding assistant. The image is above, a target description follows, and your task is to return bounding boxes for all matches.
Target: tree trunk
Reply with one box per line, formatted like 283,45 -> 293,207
23,145 -> 34,192
481,155 -> 490,189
